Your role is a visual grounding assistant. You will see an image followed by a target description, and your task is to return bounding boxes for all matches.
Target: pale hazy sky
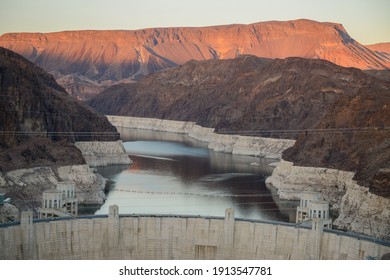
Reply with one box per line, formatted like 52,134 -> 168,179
0,0 -> 389,44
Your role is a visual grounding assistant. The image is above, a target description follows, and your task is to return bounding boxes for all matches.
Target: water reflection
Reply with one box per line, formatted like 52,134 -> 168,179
124,141 -> 209,158
95,128 -> 297,222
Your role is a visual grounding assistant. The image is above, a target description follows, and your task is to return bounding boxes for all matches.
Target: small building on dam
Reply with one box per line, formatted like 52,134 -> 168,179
0,206 -> 389,260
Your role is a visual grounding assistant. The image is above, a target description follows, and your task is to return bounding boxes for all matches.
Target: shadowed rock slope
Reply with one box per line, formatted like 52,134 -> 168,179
1,19 -> 389,99
0,47 -> 119,171
88,56 -> 390,197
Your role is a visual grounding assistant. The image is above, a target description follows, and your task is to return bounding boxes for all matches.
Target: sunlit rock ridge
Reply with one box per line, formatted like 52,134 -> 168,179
0,19 -> 389,99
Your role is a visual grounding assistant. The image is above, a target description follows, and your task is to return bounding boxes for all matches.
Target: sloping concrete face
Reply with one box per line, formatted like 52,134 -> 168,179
0,209 -> 388,260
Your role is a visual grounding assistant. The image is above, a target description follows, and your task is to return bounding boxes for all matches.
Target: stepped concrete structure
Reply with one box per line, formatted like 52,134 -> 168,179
38,182 -> 78,218
0,207 -> 388,260
296,191 -> 332,229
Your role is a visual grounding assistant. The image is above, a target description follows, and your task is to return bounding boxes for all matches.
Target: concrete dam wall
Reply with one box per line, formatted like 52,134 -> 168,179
1,207 -> 388,260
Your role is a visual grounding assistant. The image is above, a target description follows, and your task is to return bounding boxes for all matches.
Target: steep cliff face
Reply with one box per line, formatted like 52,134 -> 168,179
89,56 -> 390,197
1,19 -> 388,99
0,47 -> 119,171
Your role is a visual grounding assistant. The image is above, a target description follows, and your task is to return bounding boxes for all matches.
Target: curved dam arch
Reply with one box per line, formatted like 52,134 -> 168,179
0,207 -> 389,260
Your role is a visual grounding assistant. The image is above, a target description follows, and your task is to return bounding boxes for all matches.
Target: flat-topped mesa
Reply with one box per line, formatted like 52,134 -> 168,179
1,19 -> 389,99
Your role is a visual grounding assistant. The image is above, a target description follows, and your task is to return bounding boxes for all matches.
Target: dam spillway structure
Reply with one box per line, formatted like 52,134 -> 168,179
0,206 -> 389,260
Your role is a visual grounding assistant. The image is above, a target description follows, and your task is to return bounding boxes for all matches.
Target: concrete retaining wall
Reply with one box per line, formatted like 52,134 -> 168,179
0,208 -> 388,260
107,116 -> 295,159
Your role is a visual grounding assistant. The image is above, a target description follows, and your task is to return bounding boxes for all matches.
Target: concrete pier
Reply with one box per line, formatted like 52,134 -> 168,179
0,208 -> 389,260
20,211 -> 34,259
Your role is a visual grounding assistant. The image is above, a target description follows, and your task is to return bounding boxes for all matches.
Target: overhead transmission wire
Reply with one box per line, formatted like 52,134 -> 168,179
0,110 -> 388,136
1,94 -> 389,136
0,127 -> 388,138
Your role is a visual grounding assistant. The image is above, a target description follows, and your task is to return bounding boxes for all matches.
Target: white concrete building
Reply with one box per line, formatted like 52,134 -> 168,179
38,181 -> 78,218
296,191 -> 332,228
56,182 -> 78,216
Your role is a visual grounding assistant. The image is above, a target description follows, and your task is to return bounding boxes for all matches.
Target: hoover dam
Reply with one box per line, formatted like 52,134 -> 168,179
0,206 -> 389,260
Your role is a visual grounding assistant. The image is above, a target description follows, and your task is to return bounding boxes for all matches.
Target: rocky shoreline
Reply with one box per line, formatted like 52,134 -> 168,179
0,164 -> 106,217
0,140 -> 132,221
107,116 -> 295,159
75,140 -> 132,166
266,160 -> 390,240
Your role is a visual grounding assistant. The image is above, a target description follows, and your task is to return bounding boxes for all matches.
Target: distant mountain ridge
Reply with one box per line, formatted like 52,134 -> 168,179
0,19 -> 389,99
366,42 -> 390,54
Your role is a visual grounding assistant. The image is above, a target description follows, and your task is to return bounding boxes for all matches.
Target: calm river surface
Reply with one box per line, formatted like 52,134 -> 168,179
95,127 -> 297,222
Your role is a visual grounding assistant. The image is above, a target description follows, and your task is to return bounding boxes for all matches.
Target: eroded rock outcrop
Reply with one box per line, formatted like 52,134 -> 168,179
75,140 -> 132,167
0,204 -> 19,223
266,160 -> 390,240
0,164 -> 106,214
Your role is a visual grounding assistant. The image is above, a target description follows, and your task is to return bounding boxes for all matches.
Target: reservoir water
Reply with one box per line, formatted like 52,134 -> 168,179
95,127 -> 297,222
